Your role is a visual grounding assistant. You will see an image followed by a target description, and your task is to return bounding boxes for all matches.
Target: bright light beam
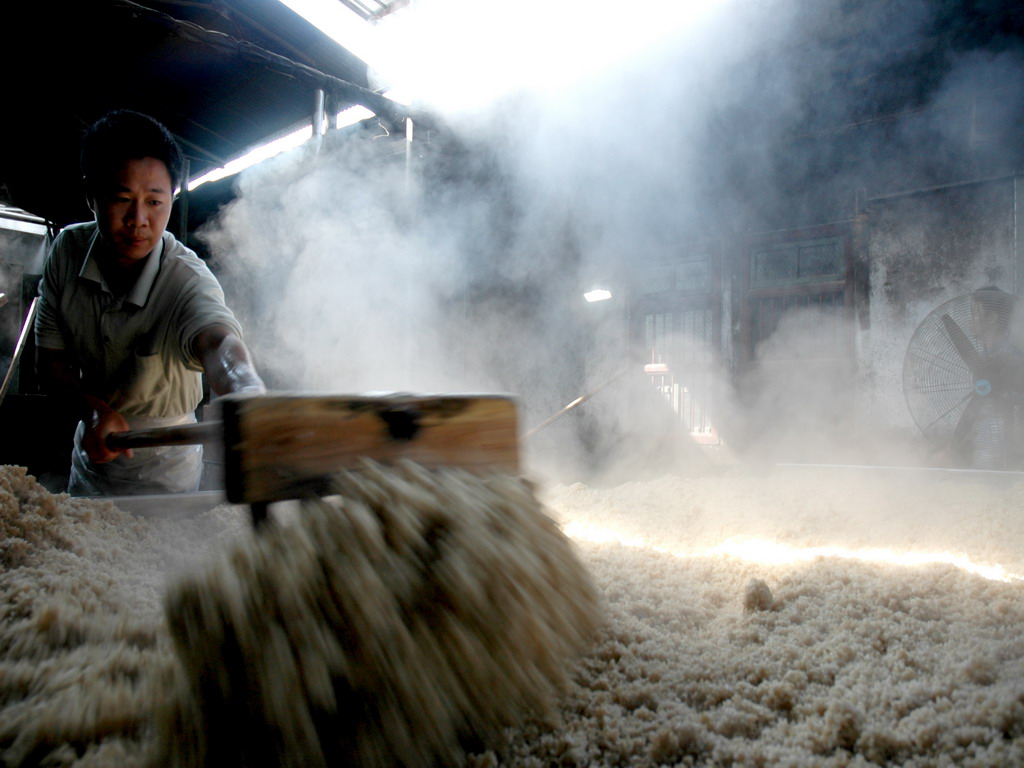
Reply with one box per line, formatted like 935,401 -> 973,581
202,0 -> 727,187
188,125 -> 311,190
187,106 -> 375,191
562,522 -> 1024,583
277,0 -> 384,69
368,0 -> 731,112
279,0 -> 731,113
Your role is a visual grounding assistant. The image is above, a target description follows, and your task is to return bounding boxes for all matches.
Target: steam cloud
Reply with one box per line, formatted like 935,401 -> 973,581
198,0 -> 1024,479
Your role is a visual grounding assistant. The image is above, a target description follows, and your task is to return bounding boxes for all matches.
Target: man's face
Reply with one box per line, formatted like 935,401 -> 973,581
89,157 -> 174,266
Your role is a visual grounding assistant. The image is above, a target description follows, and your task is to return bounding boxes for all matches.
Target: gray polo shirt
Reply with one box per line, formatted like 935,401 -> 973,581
35,222 -> 244,418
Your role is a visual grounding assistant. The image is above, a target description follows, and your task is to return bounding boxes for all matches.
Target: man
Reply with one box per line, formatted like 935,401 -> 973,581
35,110 -> 265,496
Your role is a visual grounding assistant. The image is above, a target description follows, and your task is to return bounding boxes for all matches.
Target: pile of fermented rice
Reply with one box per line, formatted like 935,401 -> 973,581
0,464 -> 245,766
155,460 -> 601,768
3,463 -> 1024,766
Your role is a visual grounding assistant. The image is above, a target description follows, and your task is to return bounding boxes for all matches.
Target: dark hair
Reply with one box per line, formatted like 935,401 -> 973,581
81,110 -> 184,193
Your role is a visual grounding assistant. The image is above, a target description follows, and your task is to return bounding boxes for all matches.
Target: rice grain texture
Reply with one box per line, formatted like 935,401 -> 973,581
0,464 -> 247,767
156,459 -> 603,768
4,463 -> 1024,766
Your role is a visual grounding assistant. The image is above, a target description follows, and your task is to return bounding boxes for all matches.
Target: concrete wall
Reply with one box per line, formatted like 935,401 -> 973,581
856,177 -> 1019,446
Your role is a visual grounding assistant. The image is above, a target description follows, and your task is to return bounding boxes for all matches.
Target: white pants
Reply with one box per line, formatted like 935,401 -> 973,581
68,413 -> 204,497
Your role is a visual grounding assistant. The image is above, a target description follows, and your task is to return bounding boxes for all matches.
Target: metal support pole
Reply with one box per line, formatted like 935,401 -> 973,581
177,157 -> 190,246
0,297 -> 38,409
405,117 -> 414,195
1015,175 -> 1022,297
313,88 -> 327,138
401,117 -> 415,383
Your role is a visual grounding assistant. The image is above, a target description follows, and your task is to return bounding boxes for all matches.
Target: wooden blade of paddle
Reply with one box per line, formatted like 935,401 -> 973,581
220,394 -> 520,505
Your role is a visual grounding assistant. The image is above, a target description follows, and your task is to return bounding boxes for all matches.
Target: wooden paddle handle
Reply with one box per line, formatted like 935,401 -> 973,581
106,421 -> 223,450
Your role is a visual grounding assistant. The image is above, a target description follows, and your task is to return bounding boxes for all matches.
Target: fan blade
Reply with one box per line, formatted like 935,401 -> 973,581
941,314 -> 985,378
951,391 -> 984,449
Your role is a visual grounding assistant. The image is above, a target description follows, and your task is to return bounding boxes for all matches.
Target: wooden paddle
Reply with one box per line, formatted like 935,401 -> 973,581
107,394 -> 520,520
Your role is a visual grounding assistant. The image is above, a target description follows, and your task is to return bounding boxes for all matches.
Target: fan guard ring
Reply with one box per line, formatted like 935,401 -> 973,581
903,288 -> 1024,468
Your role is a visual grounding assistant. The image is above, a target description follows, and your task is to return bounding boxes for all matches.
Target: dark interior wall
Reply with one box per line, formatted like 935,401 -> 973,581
676,0 -> 1024,237
0,395 -> 76,493
869,180 -> 1018,318
840,178 -> 1020,462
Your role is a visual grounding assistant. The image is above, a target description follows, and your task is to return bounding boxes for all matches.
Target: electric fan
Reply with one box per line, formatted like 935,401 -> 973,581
903,288 -> 1024,469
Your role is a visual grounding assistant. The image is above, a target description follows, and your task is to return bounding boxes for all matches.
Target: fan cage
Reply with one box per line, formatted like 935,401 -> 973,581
903,288 -> 1024,469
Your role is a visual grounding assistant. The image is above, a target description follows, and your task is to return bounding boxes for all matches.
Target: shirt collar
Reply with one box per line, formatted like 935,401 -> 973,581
79,229 -> 165,307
